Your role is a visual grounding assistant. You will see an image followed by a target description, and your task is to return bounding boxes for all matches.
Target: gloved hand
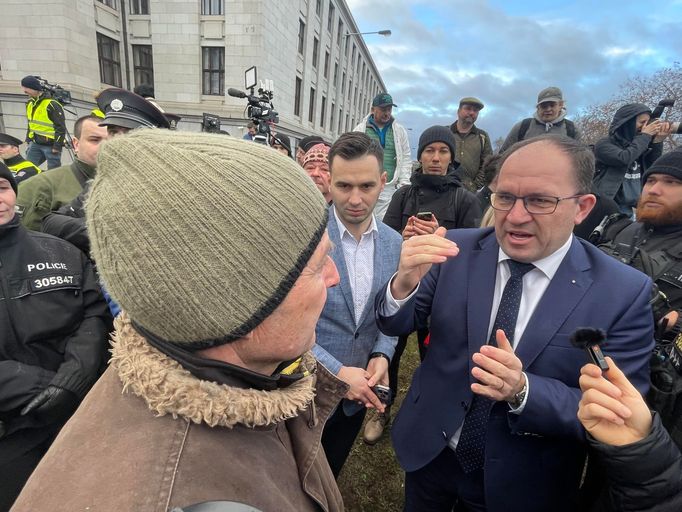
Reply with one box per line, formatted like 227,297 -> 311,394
20,385 -> 78,424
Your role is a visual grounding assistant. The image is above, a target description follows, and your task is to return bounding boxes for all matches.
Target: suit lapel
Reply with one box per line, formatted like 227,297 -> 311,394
466,229 -> 499,376
516,238 -> 593,368
327,215 -> 356,323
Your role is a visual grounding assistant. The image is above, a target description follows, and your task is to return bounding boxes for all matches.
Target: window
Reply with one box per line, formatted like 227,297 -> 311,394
323,51 -> 330,78
337,20 -> 343,47
96,33 -> 121,86
345,112 -> 349,132
344,32 -> 350,55
330,102 -> 335,131
333,62 -> 338,86
348,79 -> 352,100
298,20 -> 306,55
327,3 -> 335,32
97,0 -> 116,9
130,0 -> 149,14
338,107 -> 343,133
320,96 -> 327,129
316,0 -> 322,15
201,0 -> 223,15
294,77 -> 302,117
341,72 -> 345,94
353,84 -> 357,108
309,87 -> 316,123
351,44 -> 356,69
132,45 -> 154,88
202,47 -> 224,95
312,37 -> 319,69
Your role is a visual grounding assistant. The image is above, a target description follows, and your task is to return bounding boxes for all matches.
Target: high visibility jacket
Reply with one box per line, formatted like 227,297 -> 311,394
26,97 -> 58,140
9,159 -> 41,175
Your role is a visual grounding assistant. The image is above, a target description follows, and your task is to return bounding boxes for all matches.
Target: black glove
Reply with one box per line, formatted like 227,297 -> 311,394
20,385 -> 78,424
0,420 -> 5,439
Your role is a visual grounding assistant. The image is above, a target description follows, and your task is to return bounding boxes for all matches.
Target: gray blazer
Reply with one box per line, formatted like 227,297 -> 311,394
312,212 -> 401,415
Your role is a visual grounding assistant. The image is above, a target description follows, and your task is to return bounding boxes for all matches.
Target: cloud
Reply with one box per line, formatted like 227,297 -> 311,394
344,0 -> 682,152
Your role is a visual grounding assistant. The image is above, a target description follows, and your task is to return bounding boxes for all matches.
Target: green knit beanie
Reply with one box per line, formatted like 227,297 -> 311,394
86,129 -> 328,348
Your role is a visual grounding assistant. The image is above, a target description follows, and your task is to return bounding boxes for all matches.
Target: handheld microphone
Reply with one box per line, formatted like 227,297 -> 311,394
570,328 -> 609,371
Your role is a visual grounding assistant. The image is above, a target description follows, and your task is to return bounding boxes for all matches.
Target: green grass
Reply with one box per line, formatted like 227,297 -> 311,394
337,334 -> 421,511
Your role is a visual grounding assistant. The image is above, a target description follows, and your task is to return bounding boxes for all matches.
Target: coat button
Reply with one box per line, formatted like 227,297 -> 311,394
354,332 -> 359,339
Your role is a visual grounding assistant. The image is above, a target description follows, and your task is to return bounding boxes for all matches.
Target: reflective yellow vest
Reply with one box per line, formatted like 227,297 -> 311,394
26,98 -> 56,140
8,159 -> 42,175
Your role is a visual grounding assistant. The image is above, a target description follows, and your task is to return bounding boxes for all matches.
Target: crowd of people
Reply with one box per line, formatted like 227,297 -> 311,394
0,75 -> 681,511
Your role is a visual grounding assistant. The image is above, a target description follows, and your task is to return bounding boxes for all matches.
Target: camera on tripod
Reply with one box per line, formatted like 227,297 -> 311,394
34,76 -> 72,106
228,66 -> 279,145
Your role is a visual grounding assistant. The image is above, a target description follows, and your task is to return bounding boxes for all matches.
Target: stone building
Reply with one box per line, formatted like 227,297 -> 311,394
0,0 -> 386,148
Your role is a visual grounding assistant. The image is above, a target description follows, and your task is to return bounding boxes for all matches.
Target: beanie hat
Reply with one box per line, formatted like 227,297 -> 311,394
21,75 -> 43,91
302,143 -> 330,167
417,125 -> 457,162
86,129 -> 328,348
272,133 -> 292,157
0,162 -> 18,195
642,150 -> 682,183
299,135 -> 325,153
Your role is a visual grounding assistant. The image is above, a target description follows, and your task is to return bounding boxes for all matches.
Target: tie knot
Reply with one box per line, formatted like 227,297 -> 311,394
507,260 -> 535,279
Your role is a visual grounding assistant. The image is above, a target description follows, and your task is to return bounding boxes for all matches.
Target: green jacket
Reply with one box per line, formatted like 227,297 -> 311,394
16,159 -> 95,231
449,122 -> 492,192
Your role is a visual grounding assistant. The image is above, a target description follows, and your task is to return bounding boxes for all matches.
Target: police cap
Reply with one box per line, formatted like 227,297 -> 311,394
0,133 -> 23,147
97,88 -> 170,130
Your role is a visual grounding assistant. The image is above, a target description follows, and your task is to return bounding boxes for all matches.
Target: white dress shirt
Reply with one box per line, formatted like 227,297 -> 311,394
333,207 -> 378,324
382,234 -> 574,449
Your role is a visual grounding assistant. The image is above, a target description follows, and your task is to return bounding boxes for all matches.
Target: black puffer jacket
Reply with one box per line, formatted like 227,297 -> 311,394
589,412 -> 682,511
383,165 -> 482,233
0,216 -> 111,459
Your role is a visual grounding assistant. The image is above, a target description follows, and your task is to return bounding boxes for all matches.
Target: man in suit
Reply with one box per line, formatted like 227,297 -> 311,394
313,132 -> 402,478
376,135 -> 654,511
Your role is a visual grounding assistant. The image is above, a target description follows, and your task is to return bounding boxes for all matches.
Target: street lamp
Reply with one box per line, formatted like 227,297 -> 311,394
343,30 -> 392,39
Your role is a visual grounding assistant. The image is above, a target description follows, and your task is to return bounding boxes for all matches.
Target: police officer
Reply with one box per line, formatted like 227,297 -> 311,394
21,75 -> 66,170
0,162 -> 111,509
0,133 -> 41,184
596,149 -> 682,448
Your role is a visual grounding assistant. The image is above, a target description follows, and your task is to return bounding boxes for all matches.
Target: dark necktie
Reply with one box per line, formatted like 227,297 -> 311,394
455,259 -> 535,473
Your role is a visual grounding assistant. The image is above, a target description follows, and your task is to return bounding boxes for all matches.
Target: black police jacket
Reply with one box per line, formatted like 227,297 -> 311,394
0,216 -> 111,447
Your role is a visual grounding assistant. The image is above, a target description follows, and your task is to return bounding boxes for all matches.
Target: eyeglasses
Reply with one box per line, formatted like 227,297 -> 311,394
490,192 -> 583,215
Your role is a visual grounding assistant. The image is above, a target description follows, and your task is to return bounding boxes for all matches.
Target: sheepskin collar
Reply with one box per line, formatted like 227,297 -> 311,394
110,314 -> 317,428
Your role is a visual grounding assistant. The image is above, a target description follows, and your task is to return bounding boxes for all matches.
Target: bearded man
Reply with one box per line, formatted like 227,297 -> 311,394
597,149 -> 682,449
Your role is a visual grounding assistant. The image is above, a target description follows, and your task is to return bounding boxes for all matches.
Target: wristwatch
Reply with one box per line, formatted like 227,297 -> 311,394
508,376 -> 528,409
369,352 -> 390,363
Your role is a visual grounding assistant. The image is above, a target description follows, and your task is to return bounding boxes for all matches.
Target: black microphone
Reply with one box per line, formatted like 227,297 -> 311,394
227,88 -> 246,98
570,328 -> 609,371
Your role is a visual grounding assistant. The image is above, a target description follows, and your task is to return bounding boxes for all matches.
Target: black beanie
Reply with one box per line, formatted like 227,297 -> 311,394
299,135 -> 325,153
418,125 -> 457,162
0,162 -> 18,195
642,150 -> 682,184
21,75 -> 43,91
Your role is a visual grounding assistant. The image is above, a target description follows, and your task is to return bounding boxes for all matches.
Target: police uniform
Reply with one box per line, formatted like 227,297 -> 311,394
97,88 -> 170,131
0,133 -> 41,185
0,166 -> 111,509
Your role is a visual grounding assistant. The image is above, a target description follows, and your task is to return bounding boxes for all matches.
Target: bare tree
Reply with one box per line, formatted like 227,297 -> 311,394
575,62 -> 682,151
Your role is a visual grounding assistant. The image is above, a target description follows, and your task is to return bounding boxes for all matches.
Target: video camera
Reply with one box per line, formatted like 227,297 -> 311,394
35,76 -> 72,105
649,98 -> 682,134
228,66 -> 279,145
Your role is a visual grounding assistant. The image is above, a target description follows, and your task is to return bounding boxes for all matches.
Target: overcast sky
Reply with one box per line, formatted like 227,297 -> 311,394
347,0 -> 682,155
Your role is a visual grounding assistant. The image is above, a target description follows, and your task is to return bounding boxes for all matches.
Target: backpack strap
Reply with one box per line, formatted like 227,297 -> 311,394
518,118 -> 532,141
565,119 -> 576,139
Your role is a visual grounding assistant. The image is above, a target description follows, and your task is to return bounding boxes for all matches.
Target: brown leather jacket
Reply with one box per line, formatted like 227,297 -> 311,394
13,315 -> 346,512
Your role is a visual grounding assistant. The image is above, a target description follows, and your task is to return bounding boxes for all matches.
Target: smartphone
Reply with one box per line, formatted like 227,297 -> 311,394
372,385 -> 392,404
416,212 -> 433,221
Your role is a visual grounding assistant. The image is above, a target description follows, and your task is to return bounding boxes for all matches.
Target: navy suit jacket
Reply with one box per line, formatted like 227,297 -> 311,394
313,213 -> 402,416
376,227 -> 654,512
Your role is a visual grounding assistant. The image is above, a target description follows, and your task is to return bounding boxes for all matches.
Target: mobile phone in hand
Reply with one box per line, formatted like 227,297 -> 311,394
372,385 -> 392,404
416,212 -> 433,221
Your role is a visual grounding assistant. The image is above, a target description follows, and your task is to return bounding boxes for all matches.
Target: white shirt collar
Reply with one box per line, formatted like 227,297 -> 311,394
332,206 -> 378,240
497,234 -> 573,279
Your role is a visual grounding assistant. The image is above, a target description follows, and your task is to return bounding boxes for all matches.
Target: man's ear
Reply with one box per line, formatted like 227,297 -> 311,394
575,194 -> 597,225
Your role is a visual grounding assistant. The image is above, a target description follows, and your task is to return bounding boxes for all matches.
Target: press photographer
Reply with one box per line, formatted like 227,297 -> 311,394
595,149 -> 682,449
21,75 -> 68,169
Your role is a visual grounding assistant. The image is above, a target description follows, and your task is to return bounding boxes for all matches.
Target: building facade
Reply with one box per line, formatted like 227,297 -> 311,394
0,0 -> 386,145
